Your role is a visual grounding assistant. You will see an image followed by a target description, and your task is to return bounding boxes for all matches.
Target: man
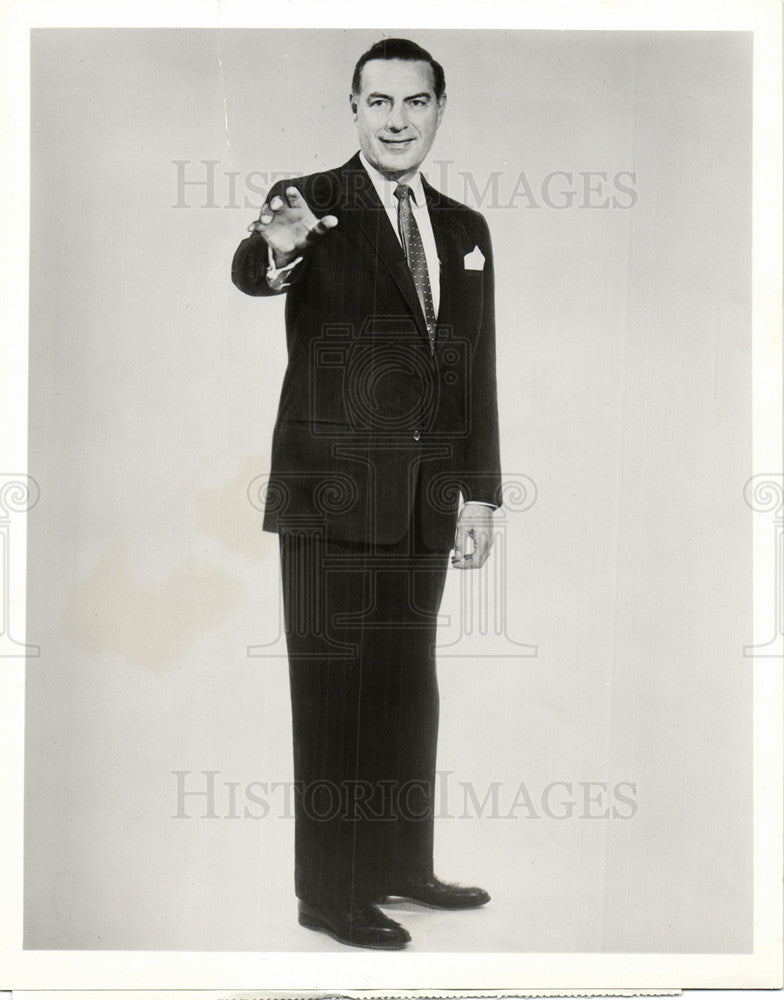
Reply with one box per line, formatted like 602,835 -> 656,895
232,38 -> 502,950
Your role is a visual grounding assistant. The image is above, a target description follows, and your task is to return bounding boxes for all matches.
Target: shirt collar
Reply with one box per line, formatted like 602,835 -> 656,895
359,151 -> 426,209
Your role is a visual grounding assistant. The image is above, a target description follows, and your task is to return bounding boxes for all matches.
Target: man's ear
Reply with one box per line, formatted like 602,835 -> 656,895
436,92 -> 447,128
349,93 -> 358,123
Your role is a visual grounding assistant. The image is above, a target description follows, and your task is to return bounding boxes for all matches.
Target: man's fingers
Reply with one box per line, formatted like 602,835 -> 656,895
257,194 -> 288,224
307,214 -> 339,238
451,527 -> 468,566
286,186 -> 303,207
252,192 -> 337,246
452,526 -> 493,569
471,532 -> 491,568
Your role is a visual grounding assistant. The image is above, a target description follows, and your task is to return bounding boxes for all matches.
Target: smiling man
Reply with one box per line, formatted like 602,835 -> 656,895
232,38 -> 502,950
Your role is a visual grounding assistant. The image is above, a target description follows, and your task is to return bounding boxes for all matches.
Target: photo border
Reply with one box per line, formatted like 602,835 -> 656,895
1,0 -> 780,992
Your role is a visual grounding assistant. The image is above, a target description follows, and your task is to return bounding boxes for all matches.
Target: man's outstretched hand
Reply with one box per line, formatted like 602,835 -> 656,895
451,503 -> 495,569
248,186 -> 338,267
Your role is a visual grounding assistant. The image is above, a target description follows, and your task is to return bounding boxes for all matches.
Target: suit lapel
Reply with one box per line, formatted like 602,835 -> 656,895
340,155 -> 430,344
423,176 -> 470,353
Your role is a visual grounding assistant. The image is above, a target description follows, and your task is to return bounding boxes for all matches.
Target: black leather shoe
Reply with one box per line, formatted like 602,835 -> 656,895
378,874 -> 491,909
298,899 -> 411,950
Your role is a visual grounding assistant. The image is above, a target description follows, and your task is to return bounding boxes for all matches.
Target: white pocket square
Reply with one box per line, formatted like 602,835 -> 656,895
464,246 -> 485,270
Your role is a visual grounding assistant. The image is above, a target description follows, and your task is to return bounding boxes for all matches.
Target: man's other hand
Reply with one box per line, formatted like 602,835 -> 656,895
248,186 -> 338,267
451,503 -> 494,569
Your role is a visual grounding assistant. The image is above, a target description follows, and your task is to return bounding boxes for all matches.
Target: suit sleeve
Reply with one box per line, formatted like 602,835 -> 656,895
459,215 -> 503,509
231,178 -> 303,297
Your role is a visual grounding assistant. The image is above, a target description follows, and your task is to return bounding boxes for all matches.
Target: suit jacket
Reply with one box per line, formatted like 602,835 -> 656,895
232,152 -> 502,549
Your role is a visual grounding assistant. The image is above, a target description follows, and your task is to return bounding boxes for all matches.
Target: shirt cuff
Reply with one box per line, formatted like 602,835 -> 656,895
462,500 -> 497,510
266,246 -> 303,290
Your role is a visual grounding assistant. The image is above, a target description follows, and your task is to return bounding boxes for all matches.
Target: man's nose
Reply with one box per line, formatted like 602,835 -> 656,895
386,103 -> 409,132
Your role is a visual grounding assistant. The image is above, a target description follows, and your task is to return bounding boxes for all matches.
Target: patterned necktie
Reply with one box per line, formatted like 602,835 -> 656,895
394,183 -> 436,353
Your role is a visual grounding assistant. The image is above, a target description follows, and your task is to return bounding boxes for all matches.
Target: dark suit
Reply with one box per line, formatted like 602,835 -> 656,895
232,152 -> 501,907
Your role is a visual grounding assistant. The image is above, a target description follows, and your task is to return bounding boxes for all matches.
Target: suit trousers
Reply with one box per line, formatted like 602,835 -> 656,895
279,504 -> 450,908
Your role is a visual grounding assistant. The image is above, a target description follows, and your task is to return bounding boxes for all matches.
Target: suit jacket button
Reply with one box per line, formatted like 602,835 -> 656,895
413,430 -> 421,441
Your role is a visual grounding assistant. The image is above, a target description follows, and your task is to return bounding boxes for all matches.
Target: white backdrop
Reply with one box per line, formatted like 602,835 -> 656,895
24,28 -> 752,952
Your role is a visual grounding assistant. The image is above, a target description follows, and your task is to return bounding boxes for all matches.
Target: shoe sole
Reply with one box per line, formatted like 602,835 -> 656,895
376,894 -> 491,910
298,910 -> 410,950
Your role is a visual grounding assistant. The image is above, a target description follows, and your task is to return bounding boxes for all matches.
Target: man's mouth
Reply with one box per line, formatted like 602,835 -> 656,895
380,137 -> 415,146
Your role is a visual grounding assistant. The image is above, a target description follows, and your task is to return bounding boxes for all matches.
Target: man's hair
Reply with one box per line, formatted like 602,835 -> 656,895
351,38 -> 446,100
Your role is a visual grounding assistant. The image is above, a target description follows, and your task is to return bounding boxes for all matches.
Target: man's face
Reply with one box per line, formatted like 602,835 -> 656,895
351,58 -> 446,180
